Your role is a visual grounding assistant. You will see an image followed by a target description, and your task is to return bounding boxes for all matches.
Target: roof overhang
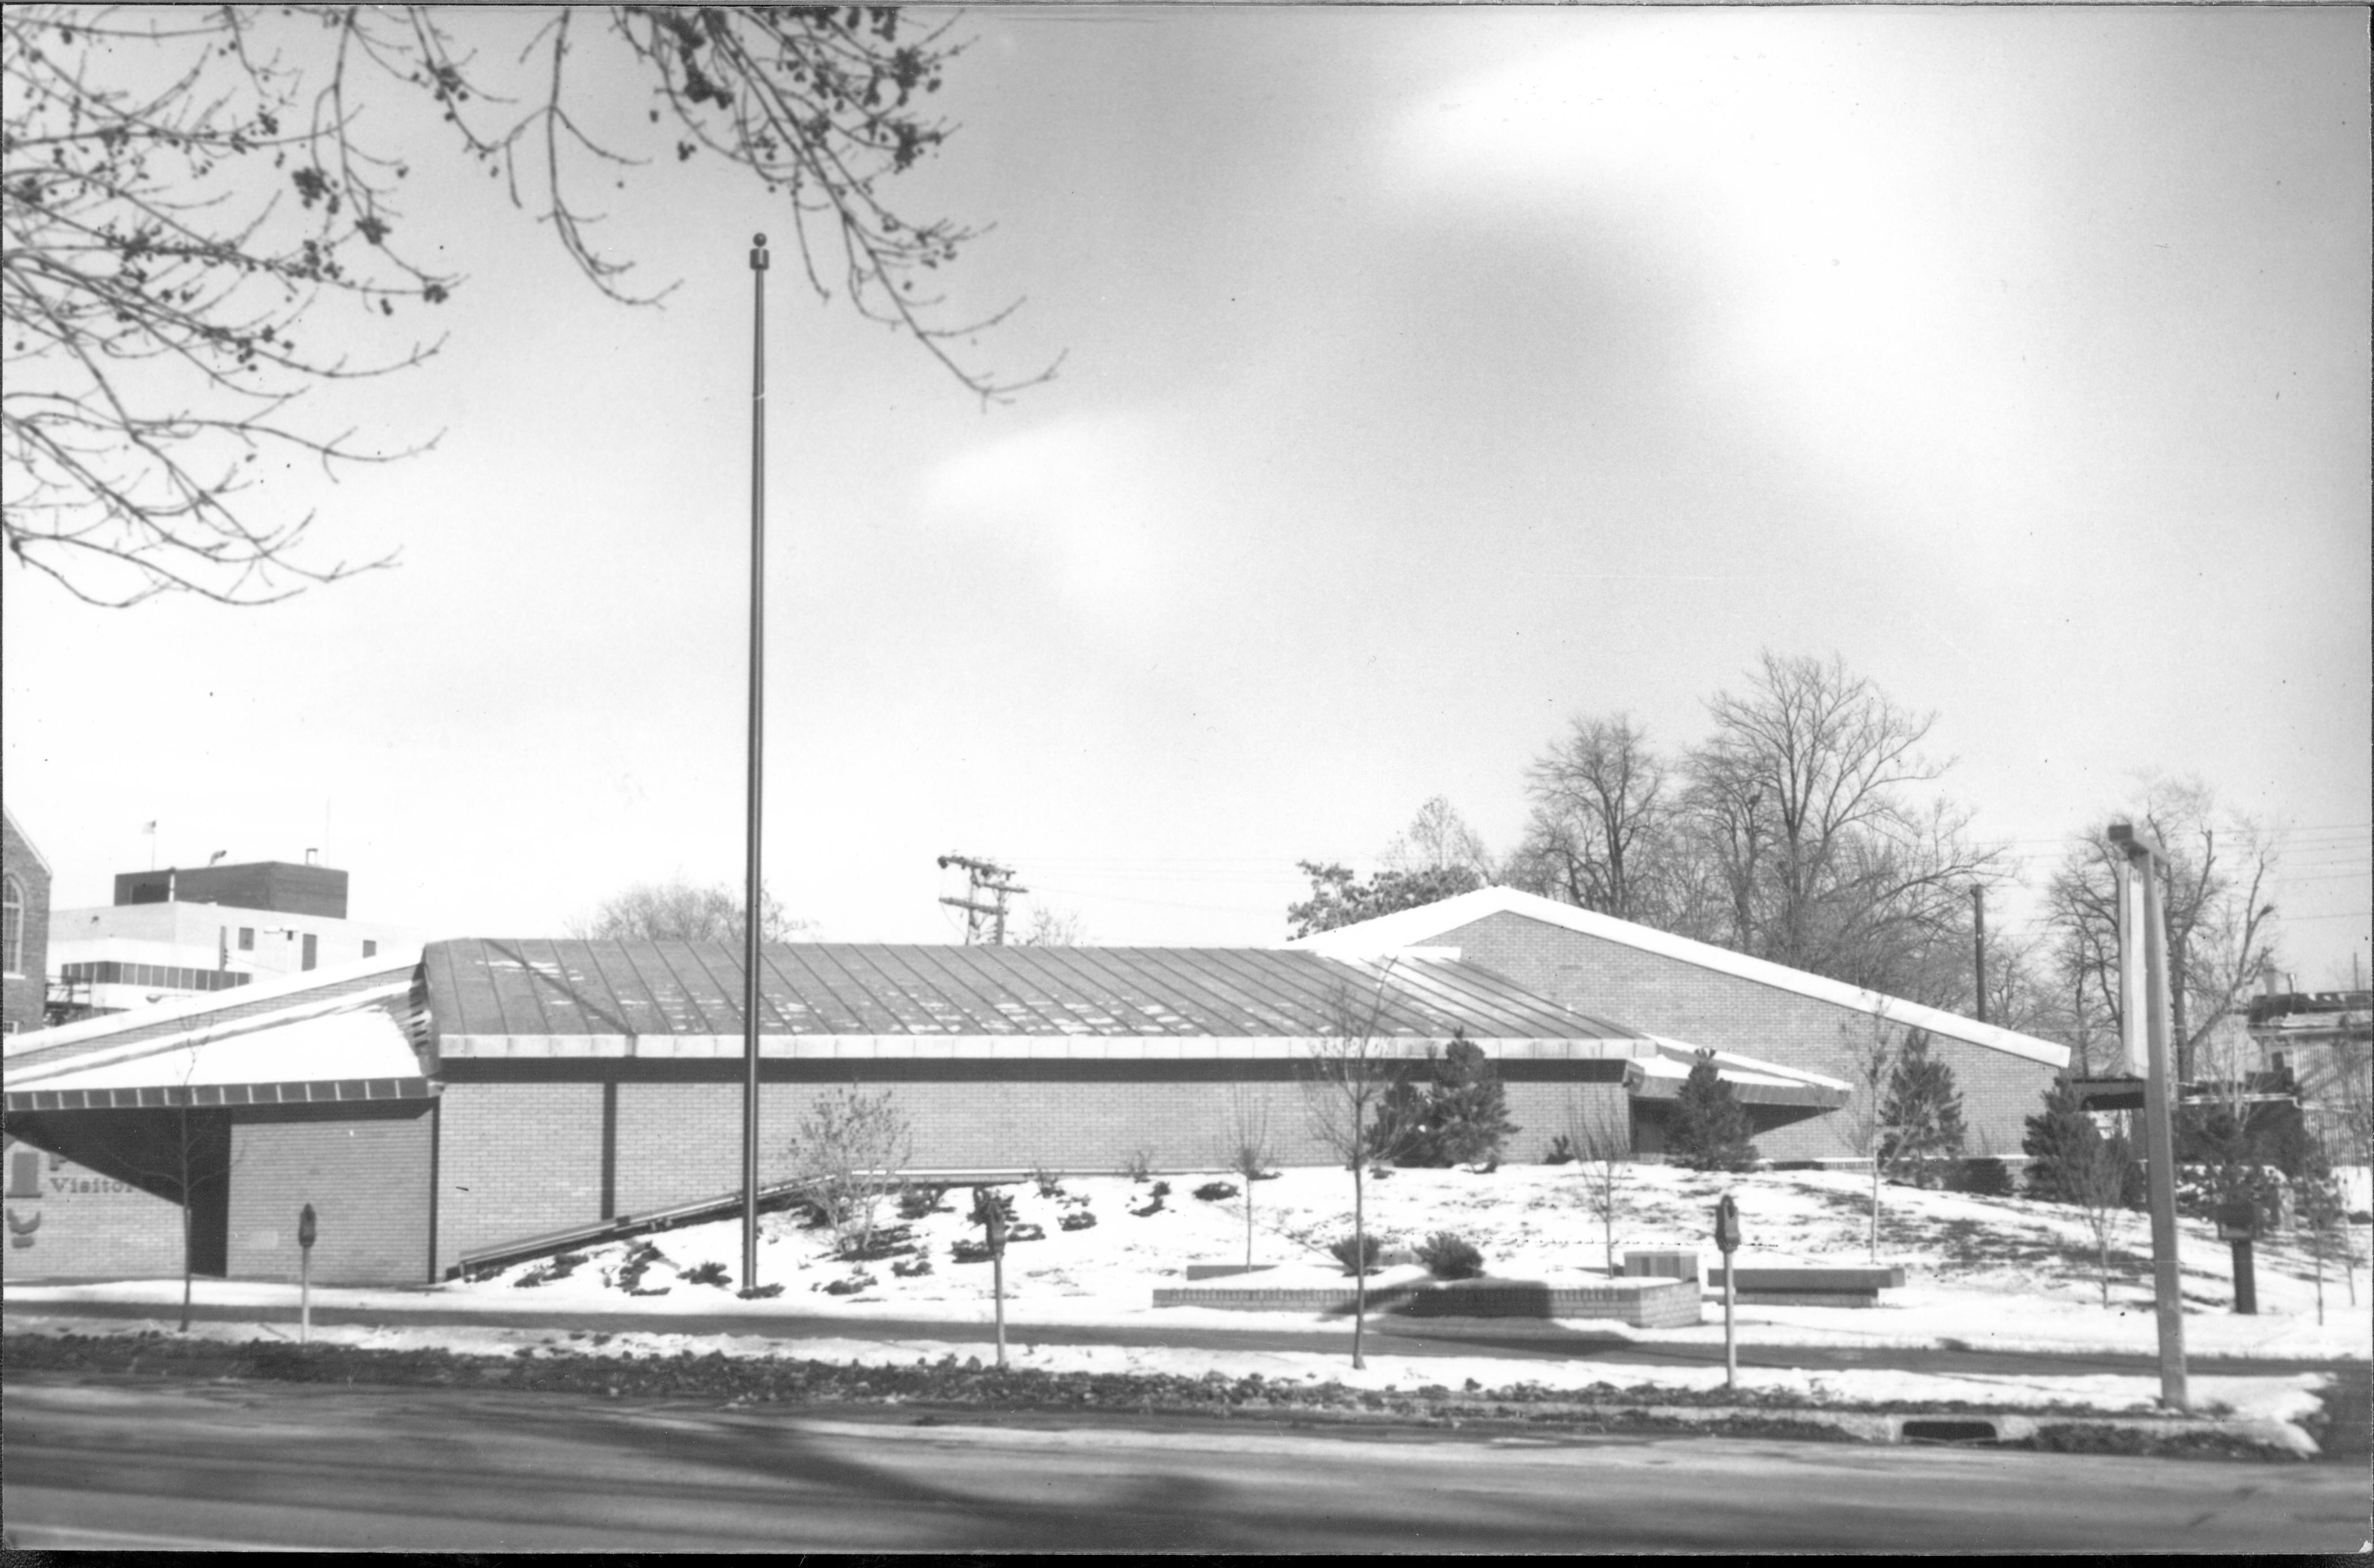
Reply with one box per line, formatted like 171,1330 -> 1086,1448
433,1032 -> 1664,1063
1620,1041 -> 1854,1111
1288,887 -> 2073,1071
3,983 -> 429,1113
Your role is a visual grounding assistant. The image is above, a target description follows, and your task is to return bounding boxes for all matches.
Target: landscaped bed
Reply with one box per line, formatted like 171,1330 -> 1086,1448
7,1162 -> 2361,1456
0,1327 -> 2334,1461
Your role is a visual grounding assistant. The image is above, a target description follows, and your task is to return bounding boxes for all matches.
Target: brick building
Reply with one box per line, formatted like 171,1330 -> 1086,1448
4,936 -> 1846,1285
2,899 -> 2058,1288
3,956 -> 429,1285
1292,887 -> 2070,1163
3,807 -> 54,1035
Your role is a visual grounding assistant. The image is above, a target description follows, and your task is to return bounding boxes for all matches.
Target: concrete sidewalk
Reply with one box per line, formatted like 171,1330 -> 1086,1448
4,1291 -> 2361,1384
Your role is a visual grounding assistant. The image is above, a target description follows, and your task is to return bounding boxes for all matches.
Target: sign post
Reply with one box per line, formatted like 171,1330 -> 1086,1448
1713,1193 -> 1741,1392
2217,1198 -> 2259,1316
2112,822 -> 2188,1411
297,1202 -> 318,1346
975,1187 -> 1008,1370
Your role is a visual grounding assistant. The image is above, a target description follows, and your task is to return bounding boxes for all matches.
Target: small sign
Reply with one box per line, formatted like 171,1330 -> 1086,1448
2214,1198 -> 2258,1241
1713,1194 -> 1741,1256
298,1202 -> 317,1250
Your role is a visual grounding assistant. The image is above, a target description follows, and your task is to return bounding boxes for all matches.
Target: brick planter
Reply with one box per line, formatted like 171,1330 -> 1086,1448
1705,1265 -> 1906,1308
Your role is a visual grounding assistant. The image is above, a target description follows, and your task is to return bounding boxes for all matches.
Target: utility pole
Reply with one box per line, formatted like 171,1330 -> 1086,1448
938,855 -> 1027,945
1972,884 -> 1987,1024
740,232 -> 770,1297
2112,820 -> 2187,1412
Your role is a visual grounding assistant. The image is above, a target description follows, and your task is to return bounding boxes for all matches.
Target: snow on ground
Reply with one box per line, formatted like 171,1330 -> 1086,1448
12,1165 -> 2365,1370
7,1313 -> 2329,1429
403,1163 -> 2369,1359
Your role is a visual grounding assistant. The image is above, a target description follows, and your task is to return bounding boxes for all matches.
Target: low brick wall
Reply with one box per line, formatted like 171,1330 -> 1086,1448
1152,1275 -> 1700,1330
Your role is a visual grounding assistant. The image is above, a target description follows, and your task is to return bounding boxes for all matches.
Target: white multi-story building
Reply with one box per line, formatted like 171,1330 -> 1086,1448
46,858 -> 419,1018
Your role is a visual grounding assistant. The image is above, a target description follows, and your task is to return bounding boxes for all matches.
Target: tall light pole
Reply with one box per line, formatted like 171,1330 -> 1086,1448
2112,820 -> 2186,1411
742,232 -> 769,1293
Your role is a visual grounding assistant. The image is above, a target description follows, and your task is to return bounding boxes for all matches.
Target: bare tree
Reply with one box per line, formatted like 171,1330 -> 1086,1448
788,1085 -> 913,1262
2042,777 -> 2280,1081
2069,1118 -> 2136,1309
1379,795 -> 1495,881
1018,906 -> 1087,947
4,6 -> 1052,606
1301,965 -> 1419,1370
1833,1008 -> 1904,1262
1566,1094 -> 1634,1278
1219,1084 -> 1277,1272
1519,714 -> 1671,923
1679,653 -> 2001,1004
571,877 -> 810,946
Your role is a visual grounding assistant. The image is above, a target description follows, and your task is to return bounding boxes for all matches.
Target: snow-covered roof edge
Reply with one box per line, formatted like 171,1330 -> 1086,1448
1288,887 -> 2071,1071
2,952 -> 420,1060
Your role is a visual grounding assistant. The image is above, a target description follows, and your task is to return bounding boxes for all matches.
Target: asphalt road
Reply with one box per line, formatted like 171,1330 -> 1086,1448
4,1376 -> 2367,1554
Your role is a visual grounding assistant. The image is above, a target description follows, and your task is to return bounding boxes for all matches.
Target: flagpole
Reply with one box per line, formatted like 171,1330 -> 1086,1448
743,232 -> 769,1295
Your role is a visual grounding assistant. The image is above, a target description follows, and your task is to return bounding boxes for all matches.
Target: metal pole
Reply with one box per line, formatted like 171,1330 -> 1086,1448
993,1244 -> 1008,1369
1724,1266 -> 1737,1392
2121,829 -> 2188,1411
1972,884 -> 1987,1024
742,233 -> 770,1295
300,1248 -> 310,1346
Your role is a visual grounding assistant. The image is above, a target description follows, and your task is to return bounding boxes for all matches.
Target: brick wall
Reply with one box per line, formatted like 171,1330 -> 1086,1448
225,1105 -> 433,1286
433,1081 -> 605,1276
429,1065 -> 1638,1270
3,812 -> 52,1033
1431,911 -> 2058,1162
1,1133 -> 183,1282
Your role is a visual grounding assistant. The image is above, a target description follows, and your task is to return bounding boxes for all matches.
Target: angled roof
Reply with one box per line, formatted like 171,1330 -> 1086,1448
4,955 -> 423,1063
3,958 -> 430,1113
1288,886 -> 2072,1070
419,939 -> 1656,1061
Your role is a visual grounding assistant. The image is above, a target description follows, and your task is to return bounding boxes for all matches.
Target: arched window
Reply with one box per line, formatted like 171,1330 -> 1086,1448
2,873 -> 23,976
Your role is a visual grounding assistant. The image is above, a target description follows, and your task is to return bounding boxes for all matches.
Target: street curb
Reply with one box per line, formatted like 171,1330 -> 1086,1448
1553,1403 -> 2317,1457
0,1309 -> 2321,1459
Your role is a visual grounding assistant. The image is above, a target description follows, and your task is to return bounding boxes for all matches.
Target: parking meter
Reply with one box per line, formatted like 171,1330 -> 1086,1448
973,1187 -> 1010,1368
1713,1194 -> 1741,1390
297,1202 -> 318,1344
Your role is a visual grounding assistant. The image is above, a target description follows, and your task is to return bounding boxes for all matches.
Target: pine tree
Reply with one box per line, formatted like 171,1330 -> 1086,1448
1431,1034 -> 1519,1169
1669,1057 -> 1757,1172
1366,1031 -> 1520,1168
1877,1030 -> 1966,1189
2022,1076 -> 2095,1203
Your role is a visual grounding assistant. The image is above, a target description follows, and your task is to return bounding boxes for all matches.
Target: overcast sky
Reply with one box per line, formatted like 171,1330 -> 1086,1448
5,6 -> 2367,983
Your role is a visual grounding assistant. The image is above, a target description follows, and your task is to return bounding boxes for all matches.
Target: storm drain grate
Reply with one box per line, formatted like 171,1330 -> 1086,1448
1899,1418 -> 2000,1444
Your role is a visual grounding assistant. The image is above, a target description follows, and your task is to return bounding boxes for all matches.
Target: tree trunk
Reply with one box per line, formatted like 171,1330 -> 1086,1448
1351,1165 -> 1367,1370
1869,1157 -> 1881,1263
180,1196 -> 194,1334
2098,1227 -> 2111,1308
1244,1191 -> 1254,1272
